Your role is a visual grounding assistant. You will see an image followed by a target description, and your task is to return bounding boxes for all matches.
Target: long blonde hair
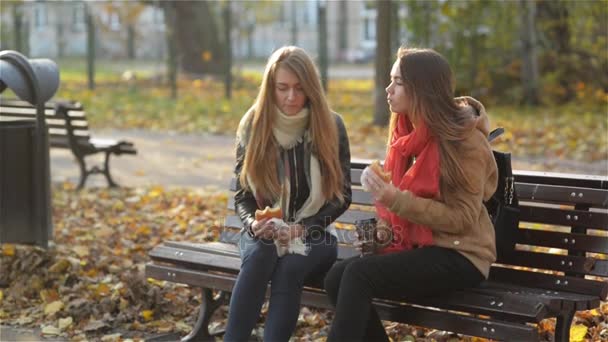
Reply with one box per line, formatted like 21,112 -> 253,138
239,46 -> 344,202
388,47 -> 478,195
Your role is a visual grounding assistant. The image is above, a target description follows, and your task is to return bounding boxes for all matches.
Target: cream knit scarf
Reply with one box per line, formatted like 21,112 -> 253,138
237,107 -> 325,223
273,107 -> 325,222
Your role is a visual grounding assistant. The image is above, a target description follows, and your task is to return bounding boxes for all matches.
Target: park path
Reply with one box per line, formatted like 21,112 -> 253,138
48,129 -> 606,190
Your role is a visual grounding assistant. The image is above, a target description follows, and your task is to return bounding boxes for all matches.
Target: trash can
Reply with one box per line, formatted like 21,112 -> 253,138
0,119 -> 38,244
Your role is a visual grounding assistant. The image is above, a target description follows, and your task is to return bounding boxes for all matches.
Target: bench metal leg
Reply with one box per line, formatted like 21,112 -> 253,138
554,310 -> 574,342
181,289 -> 228,342
76,156 -> 89,190
103,151 -> 118,188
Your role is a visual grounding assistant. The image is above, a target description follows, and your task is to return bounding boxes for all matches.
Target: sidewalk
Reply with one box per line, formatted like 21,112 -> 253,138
49,129 -> 237,189
49,129 -> 606,190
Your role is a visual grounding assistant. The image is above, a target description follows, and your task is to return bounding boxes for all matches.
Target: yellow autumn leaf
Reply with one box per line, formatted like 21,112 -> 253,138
2,244 -> 15,256
72,245 -> 90,257
96,283 -> 111,297
58,316 -> 73,330
141,309 -> 154,321
569,324 -> 588,342
44,300 -> 64,316
0,290 -> 3,303
148,186 -> 164,197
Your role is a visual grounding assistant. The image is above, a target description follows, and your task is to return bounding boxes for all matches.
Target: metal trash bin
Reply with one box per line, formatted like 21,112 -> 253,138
0,119 -> 40,245
0,50 -> 60,248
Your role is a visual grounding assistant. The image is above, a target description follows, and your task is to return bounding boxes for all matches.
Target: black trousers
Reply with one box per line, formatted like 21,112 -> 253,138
324,246 -> 484,342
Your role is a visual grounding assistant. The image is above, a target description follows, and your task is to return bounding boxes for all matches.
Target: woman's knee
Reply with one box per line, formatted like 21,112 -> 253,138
324,259 -> 348,301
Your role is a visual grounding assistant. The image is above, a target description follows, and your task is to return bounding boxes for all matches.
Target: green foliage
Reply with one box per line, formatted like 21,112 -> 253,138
399,0 -> 607,105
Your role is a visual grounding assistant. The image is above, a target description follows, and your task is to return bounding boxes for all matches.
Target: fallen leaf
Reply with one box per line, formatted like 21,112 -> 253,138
101,333 -> 122,341
58,316 -> 73,330
44,300 -> 64,316
72,245 -> 89,257
570,324 -> 588,342
49,259 -> 71,273
41,325 -> 61,336
2,244 -> 15,256
141,309 -> 154,322
83,319 -> 108,332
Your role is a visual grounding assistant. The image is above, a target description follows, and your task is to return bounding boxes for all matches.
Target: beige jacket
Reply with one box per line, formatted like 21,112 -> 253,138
388,97 -> 498,278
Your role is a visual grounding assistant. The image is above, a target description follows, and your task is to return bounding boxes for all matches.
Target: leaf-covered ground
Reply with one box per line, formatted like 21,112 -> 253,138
1,184 -> 607,341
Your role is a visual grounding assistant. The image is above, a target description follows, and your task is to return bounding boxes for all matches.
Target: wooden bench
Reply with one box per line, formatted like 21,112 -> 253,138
146,160 -> 608,341
0,98 -> 136,189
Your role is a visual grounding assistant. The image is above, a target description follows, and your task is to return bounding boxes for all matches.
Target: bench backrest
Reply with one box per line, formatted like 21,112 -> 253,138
223,161 -> 608,299
0,98 -> 91,148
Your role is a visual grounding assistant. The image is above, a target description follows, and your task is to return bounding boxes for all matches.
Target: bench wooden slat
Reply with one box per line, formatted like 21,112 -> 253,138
500,250 -> 608,277
145,261 -> 540,341
519,205 -> 608,230
517,228 -> 608,254
226,200 -> 375,225
480,281 -> 601,312
490,266 -> 608,300
232,181 -> 608,208
516,183 -> 608,207
409,289 -> 548,322
149,245 -> 241,272
150,242 -> 548,321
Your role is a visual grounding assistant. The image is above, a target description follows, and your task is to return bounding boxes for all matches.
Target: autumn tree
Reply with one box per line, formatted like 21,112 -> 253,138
160,1 -> 223,75
374,0 -> 392,126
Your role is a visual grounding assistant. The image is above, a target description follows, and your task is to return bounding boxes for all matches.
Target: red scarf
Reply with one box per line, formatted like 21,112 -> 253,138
376,114 -> 440,253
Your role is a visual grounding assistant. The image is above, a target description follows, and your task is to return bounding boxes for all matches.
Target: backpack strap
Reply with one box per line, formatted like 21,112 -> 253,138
488,127 -> 505,143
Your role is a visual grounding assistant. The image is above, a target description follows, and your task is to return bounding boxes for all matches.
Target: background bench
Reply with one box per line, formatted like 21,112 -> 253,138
146,159 -> 608,341
0,98 -> 136,189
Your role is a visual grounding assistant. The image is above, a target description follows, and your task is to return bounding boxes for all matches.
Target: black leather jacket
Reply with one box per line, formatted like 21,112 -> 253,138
234,113 -> 352,236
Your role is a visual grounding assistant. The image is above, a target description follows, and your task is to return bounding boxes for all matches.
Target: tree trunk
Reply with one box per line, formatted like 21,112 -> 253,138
165,1 -> 222,75
536,0 -> 573,102
164,3 -> 178,99
422,1 -> 432,46
56,21 -> 64,58
12,3 -> 22,52
391,1 -> 400,53
520,0 -> 540,105
374,0 -> 391,126
291,1 -> 297,45
85,4 -> 95,90
337,0 -> 347,61
127,24 -> 135,59
223,1 -> 232,99
318,1 -> 328,92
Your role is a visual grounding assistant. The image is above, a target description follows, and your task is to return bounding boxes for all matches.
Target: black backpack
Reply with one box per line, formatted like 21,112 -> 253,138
485,128 -> 520,261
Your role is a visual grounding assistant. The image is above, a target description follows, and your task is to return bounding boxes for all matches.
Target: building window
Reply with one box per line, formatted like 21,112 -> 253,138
72,3 -> 85,31
35,4 -> 48,28
101,10 -> 121,31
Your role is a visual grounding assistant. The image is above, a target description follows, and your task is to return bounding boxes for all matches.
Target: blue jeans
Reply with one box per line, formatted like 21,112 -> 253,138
224,230 -> 337,342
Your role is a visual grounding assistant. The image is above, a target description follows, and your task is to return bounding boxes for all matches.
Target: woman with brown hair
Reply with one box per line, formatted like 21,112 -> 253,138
324,47 -> 498,341
224,46 -> 351,341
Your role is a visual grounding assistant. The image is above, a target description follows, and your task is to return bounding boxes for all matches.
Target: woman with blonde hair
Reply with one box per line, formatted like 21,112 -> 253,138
324,47 -> 498,341
224,46 -> 352,341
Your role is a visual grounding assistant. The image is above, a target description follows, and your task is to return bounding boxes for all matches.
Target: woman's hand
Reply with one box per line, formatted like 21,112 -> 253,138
361,166 -> 398,207
251,218 -> 275,240
276,224 -> 305,246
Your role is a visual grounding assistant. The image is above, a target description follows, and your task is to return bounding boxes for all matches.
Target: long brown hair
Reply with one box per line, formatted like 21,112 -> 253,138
239,46 -> 344,202
387,47 -> 478,195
